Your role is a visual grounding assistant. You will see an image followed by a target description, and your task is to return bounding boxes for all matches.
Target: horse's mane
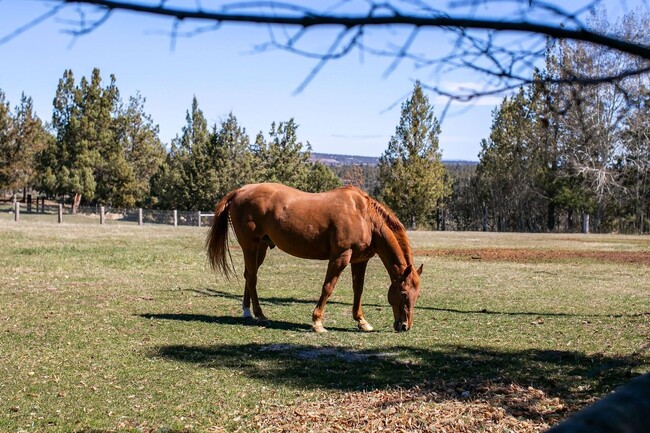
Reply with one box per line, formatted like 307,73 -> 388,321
368,196 -> 405,233
340,186 -> 412,260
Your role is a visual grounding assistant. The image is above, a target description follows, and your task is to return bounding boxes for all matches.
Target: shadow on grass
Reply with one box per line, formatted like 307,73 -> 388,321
189,287 -> 647,318
139,313 -> 359,333
150,341 -> 642,398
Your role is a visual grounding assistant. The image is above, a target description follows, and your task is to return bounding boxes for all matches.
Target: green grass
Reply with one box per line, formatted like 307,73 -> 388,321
1,213 -> 648,432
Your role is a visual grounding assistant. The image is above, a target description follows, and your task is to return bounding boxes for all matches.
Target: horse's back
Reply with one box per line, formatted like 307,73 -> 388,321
228,183 -> 372,259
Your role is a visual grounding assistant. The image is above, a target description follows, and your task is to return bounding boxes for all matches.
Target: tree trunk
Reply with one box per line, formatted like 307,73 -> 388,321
72,193 -> 82,214
547,202 -> 556,232
594,203 -> 603,233
482,203 -> 488,232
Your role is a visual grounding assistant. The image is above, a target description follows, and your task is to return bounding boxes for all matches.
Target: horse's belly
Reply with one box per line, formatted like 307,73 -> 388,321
272,234 -> 331,260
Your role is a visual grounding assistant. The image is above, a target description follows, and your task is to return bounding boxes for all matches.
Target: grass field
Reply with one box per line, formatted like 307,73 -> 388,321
1,213 -> 648,432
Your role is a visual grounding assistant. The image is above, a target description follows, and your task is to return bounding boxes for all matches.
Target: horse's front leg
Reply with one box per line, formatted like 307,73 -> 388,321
351,260 -> 373,332
312,250 -> 351,333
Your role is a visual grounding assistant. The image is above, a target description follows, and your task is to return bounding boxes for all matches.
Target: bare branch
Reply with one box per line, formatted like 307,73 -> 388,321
5,0 -> 650,101
0,3 -> 65,45
49,0 -> 650,60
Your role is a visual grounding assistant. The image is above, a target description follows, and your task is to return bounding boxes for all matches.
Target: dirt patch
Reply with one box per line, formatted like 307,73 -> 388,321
251,381 -> 580,433
415,248 -> 650,266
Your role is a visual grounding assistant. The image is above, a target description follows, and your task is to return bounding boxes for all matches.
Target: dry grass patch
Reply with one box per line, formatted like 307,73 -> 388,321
251,381 -> 577,433
417,248 -> 650,265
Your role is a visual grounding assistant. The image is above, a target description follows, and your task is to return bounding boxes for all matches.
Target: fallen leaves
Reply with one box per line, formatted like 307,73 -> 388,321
251,381 -> 572,433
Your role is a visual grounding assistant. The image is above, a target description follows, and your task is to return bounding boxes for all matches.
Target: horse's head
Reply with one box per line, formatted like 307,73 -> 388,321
387,264 -> 423,332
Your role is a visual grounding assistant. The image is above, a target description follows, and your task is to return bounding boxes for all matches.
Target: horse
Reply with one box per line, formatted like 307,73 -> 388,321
206,183 -> 423,333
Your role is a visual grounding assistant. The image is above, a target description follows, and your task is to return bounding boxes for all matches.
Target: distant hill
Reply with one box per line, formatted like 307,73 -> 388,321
310,152 -> 477,166
310,153 -> 380,166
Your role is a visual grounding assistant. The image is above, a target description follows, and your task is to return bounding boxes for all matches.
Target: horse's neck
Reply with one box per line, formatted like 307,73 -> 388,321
374,225 -> 411,281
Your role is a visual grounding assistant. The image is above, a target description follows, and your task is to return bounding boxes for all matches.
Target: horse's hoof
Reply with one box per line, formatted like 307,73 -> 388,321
242,308 -> 254,319
357,320 -> 374,332
312,323 -> 328,333
256,317 -> 270,326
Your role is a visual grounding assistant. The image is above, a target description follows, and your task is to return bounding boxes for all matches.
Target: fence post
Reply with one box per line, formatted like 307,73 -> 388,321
14,202 -> 19,222
197,211 -> 202,227
173,210 -> 177,227
138,208 -> 143,226
582,213 -> 590,234
58,204 -> 63,223
100,206 -> 105,225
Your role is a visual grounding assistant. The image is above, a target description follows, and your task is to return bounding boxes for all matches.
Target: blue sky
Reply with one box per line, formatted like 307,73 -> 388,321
0,1 -> 639,161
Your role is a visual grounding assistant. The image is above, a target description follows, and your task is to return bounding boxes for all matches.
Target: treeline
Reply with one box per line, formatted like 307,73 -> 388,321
0,72 -> 450,227
448,11 -> 650,234
0,69 -> 341,213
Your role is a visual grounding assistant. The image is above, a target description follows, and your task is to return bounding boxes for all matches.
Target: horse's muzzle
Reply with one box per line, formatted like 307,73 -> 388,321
394,321 -> 410,332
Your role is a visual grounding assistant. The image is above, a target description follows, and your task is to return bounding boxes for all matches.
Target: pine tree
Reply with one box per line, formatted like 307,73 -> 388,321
11,94 -> 53,199
377,81 -> 449,229
150,96 -> 213,210
180,96 -> 213,210
253,119 -> 312,189
80,69 -> 127,208
304,161 -> 341,192
208,112 -> 255,199
42,69 -> 97,211
42,68 -> 123,212
115,93 -> 165,206
0,90 -> 16,194
476,90 -> 537,231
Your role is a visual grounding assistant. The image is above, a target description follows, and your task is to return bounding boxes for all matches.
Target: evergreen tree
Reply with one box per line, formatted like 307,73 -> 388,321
10,94 -> 53,199
81,70 -> 128,207
304,161 -> 341,192
0,90 -> 16,194
253,119 -> 312,189
179,96 -> 212,210
150,96 -> 214,210
208,112 -> 255,199
377,81 -> 449,229
115,93 -> 165,206
41,68 -> 121,212
476,90 -> 539,231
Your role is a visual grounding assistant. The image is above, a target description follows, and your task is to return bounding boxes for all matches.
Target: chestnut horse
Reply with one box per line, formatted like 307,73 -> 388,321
206,183 -> 422,332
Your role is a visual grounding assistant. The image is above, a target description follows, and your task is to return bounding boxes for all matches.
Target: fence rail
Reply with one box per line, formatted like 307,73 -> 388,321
6,202 -> 214,227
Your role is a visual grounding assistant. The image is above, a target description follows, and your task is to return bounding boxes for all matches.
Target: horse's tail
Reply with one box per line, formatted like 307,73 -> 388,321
206,189 -> 238,279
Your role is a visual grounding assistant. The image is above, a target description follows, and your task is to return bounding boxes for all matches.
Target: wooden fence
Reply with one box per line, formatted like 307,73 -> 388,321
9,202 -> 214,227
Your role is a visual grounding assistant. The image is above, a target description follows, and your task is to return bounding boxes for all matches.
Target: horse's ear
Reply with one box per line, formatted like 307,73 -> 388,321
403,265 -> 413,278
417,264 -> 423,275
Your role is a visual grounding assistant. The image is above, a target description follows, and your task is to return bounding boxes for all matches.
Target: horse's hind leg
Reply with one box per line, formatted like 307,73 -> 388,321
351,260 -> 373,332
242,243 -> 268,322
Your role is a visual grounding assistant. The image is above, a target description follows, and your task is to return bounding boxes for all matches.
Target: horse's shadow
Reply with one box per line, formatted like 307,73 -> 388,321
139,313 -> 359,333
147,340 -> 643,424
187,287 -> 648,318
